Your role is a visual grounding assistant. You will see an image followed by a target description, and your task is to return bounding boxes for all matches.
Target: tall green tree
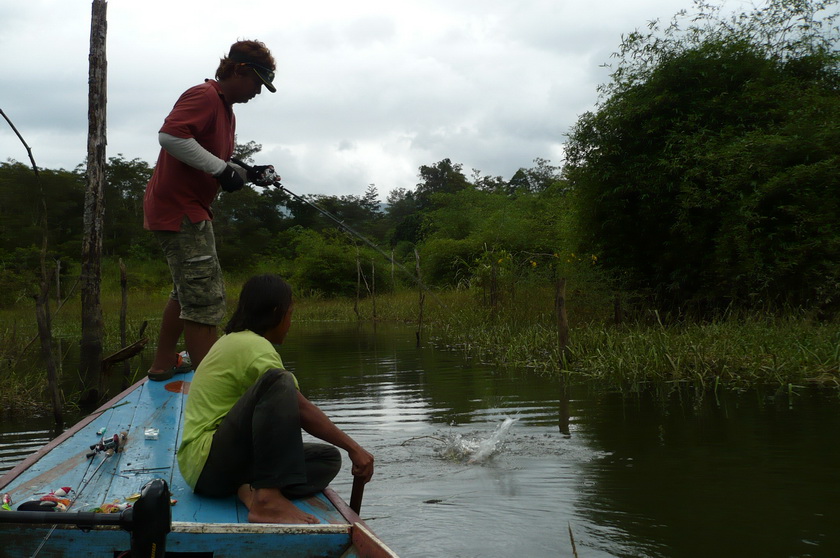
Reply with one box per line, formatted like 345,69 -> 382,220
385,187 -> 423,247
0,161 -> 86,257
102,155 -> 153,256
565,0 -> 840,311
415,158 -> 471,209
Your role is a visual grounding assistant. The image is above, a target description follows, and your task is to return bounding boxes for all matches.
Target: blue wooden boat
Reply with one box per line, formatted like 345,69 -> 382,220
0,372 -> 398,558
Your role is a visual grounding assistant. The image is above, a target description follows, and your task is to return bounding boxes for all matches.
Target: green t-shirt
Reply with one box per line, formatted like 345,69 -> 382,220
177,330 -> 298,489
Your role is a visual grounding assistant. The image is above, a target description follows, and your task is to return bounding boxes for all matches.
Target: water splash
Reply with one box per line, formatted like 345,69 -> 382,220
436,417 -> 518,464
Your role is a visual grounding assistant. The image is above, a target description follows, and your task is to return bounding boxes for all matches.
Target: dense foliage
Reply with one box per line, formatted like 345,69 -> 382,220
565,0 -> 840,311
2,0 -> 837,318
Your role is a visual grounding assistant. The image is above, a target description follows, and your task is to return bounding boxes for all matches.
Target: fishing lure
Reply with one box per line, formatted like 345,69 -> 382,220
52,487 -> 73,497
1,493 -> 11,511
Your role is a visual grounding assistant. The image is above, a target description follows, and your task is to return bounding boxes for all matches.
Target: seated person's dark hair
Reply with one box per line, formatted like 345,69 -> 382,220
224,274 -> 292,335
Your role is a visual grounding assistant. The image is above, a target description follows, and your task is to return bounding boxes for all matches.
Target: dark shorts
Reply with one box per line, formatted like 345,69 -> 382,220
154,216 -> 226,326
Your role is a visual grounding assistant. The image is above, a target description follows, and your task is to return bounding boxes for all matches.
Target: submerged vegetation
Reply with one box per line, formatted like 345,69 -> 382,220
3,265 -> 837,415
2,0 -> 839,411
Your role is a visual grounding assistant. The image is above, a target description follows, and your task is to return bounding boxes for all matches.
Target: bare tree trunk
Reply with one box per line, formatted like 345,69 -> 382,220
415,249 -> 425,347
120,259 -> 131,389
558,374 -> 571,437
370,259 -> 377,324
489,261 -> 499,313
354,248 -> 361,320
0,109 -> 40,176
2,105 -> 63,412
55,258 -> 61,303
614,292 -> 624,325
79,0 -> 108,405
555,277 -> 569,357
36,239 -> 63,428
55,258 -> 63,379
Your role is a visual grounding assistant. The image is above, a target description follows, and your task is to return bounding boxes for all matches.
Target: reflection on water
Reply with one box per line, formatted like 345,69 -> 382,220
2,322 -> 839,557
0,426 -> 55,474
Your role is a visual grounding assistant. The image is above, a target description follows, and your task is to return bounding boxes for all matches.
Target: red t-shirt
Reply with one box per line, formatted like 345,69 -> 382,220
143,80 -> 236,231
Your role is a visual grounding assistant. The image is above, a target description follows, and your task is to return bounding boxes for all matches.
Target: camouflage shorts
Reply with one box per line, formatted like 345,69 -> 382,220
154,217 -> 226,326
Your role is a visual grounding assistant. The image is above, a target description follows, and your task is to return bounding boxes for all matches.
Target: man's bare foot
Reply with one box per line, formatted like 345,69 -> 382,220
243,487 -> 318,524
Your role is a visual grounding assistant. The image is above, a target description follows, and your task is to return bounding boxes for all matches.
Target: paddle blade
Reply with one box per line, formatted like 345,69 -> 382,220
349,475 -> 365,514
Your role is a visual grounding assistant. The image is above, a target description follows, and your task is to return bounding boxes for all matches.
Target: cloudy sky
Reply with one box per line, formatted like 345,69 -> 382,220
1,0 -> 733,198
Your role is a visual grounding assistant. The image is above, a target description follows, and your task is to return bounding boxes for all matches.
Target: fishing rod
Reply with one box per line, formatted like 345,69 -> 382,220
27,434 -> 123,557
234,159 -> 443,305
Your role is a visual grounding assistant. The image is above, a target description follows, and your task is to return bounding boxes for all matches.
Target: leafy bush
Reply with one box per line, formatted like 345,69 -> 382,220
288,230 -> 360,297
565,0 -> 840,312
418,237 -> 481,287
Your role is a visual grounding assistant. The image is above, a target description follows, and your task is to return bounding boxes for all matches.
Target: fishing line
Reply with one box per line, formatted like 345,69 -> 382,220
29,445 -> 114,557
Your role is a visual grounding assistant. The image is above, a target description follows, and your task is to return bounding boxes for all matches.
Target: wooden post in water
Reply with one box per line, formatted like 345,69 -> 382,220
558,374 -> 571,437
119,259 -> 131,389
55,257 -> 63,378
55,258 -> 61,303
354,249 -> 361,320
79,0 -> 108,405
489,260 -> 499,314
614,292 -> 623,325
415,249 -> 425,347
36,244 -> 63,428
555,277 -> 569,358
370,258 -> 377,324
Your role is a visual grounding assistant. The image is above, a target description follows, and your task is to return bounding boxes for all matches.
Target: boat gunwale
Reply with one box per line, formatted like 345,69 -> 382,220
0,378 -> 149,492
171,521 -> 352,534
0,522 -> 352,534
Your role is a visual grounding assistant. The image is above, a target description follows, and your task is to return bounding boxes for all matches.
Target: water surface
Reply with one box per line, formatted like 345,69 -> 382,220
2,322 -> 838,557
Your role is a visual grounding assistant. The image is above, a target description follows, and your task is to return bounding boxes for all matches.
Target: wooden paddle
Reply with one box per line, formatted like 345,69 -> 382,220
349,475 -> 365,514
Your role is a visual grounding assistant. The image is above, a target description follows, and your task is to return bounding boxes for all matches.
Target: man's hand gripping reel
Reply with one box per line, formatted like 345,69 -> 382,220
231,158 -> 282,189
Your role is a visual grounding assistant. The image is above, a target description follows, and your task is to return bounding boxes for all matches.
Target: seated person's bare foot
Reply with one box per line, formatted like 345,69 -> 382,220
237,484 -> 255,509
242,487 -> 318,524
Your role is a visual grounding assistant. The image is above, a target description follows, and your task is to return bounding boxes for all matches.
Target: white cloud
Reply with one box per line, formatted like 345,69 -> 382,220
1,0 -> 707,197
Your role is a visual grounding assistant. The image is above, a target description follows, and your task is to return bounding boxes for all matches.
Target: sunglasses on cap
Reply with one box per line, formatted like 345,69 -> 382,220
240,62 -> 276,93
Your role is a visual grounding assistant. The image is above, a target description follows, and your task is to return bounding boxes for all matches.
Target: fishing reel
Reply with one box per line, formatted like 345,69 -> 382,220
260,165 -> 282,187
87,433 -> 125,458
231,158 -> 282,188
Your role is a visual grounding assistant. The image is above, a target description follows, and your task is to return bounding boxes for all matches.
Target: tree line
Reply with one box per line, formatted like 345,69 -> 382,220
1,0 -> 837,316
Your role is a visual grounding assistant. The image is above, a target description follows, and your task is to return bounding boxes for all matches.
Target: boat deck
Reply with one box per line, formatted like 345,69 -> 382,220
0,372 -> 395,557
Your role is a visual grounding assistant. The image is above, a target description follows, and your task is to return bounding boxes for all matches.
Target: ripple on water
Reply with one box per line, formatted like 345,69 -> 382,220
0,429 -> 52,475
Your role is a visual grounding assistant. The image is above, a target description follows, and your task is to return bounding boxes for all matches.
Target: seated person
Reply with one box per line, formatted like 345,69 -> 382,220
177,274 -> 374,523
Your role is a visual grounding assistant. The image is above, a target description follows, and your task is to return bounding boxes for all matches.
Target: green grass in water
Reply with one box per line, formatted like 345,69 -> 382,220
2,271 -> 838,413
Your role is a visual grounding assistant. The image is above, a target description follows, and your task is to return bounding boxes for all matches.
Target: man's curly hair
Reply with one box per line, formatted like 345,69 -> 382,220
216,39 -> 275,81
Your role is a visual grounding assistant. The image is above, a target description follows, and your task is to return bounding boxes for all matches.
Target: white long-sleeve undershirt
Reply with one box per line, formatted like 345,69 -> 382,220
158,132 -> 230,177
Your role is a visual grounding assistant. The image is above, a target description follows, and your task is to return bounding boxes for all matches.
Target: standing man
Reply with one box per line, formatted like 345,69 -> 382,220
143,39 -> 279,381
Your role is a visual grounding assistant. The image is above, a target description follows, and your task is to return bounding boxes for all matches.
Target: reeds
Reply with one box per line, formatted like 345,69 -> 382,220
289,284 -> 840,388
2,264 -> 838,414
0,323 -> 48,413
430,291 -> 840,388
